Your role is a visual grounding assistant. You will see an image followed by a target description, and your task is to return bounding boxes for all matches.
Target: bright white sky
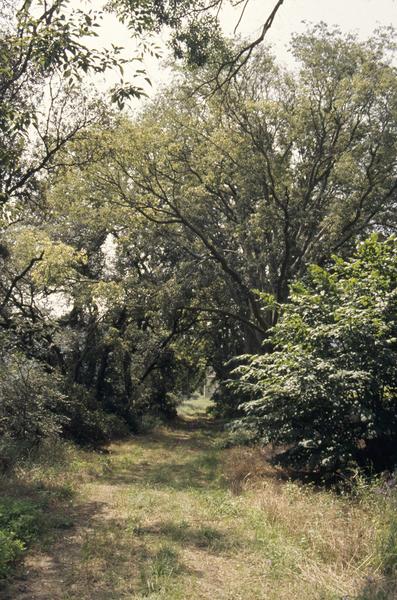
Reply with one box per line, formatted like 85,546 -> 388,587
81,0 -> 397,99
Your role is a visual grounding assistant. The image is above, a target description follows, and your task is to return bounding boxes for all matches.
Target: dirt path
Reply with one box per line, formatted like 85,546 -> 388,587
2,409 -> 391,599
5,415 -> 267,600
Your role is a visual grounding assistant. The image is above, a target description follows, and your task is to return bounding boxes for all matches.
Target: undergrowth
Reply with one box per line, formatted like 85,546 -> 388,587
0,438 -> 110,581
1,410 -> 397,598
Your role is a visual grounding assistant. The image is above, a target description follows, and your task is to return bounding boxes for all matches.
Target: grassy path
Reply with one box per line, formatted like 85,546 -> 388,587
3,402 -> 395,600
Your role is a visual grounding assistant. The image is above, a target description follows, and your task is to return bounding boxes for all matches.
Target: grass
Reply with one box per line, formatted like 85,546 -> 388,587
0,497 -> 44,578
177,393 -> 214,418
0,439 -> 111,583
1,395 -> 397,599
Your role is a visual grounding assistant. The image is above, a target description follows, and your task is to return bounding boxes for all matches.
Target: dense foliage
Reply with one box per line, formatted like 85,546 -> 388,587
0,0 -> 238,447
58,24 -> 397,418
234,236 -> 397,473
0,1 -> 396,478
0,498 -> 44,578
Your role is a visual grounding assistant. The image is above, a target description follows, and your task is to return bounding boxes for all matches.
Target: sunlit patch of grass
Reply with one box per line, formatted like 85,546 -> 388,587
99,426 -> 397,599
178,394 -> 214,418
219,446 -> 397,599
134,520 -> 239,554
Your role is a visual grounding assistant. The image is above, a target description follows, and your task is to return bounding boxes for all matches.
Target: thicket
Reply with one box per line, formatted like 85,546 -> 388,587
0,0 -> 396,483
0,498 -> 45,578
233,236 -> 397,474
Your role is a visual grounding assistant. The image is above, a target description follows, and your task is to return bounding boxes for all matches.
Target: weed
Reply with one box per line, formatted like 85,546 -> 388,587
0,497 -> 45,578
140,545 -> 181,595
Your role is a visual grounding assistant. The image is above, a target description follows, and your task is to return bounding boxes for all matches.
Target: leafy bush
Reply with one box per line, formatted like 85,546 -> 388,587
63,384 -> 130,445
65,406 -> 130,445
135,413 -> 164,434
233,236 -> 397,474
217,427 -> 256,449
0,498 -> 44,578
0,358 -> 130,448
0,356 -> 68,444
0,532 -> 24,579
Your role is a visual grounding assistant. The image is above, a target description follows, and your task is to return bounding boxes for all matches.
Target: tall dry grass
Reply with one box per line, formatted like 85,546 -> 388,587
223,446 -> 397,599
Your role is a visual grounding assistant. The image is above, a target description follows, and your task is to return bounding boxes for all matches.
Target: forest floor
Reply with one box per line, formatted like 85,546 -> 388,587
1,397 -> 396,600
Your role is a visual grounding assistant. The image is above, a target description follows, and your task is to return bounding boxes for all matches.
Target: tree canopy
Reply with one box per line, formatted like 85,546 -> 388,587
1,5 -> 397,477
70,25 -> 397,345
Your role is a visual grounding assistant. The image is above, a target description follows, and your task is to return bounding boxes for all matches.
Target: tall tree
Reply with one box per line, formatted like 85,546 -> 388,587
93,25 -> 397,354
233,235 -> 397,474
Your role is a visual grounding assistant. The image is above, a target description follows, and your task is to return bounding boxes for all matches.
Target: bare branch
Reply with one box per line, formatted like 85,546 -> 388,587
0,252 -> 44,315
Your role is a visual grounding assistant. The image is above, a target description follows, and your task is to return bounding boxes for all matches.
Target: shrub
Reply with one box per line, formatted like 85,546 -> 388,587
0,498 -> 44,578
62,384 -> 130,445
0,355 -> 67,444
233,236 -> 397,474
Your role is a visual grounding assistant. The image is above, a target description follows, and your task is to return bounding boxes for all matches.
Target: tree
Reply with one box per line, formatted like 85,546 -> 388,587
45,25 -> 397,420
111,0 -> 286,80
0,0 -> 285,445
234,236 -> 397,474
0,0 -> 285,317
94,25 -> 397,354
0,0 -> 128,328
45,155 -> 207,424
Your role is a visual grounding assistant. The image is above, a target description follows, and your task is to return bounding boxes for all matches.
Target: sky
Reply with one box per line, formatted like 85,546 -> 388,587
80,0 -> 397,99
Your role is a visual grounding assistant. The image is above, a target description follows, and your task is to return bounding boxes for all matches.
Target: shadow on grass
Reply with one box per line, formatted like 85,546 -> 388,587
101,449 -> 225,491
2,476 -> 202,600
356,576 -> 397,599
27,515 -> 200,600
134,520 -> 241,554
96,417 -> 226,491
0,486 -> 109,600
2,417 -> 224,598
131,417 -> 222,453
172,414 -> 224,431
